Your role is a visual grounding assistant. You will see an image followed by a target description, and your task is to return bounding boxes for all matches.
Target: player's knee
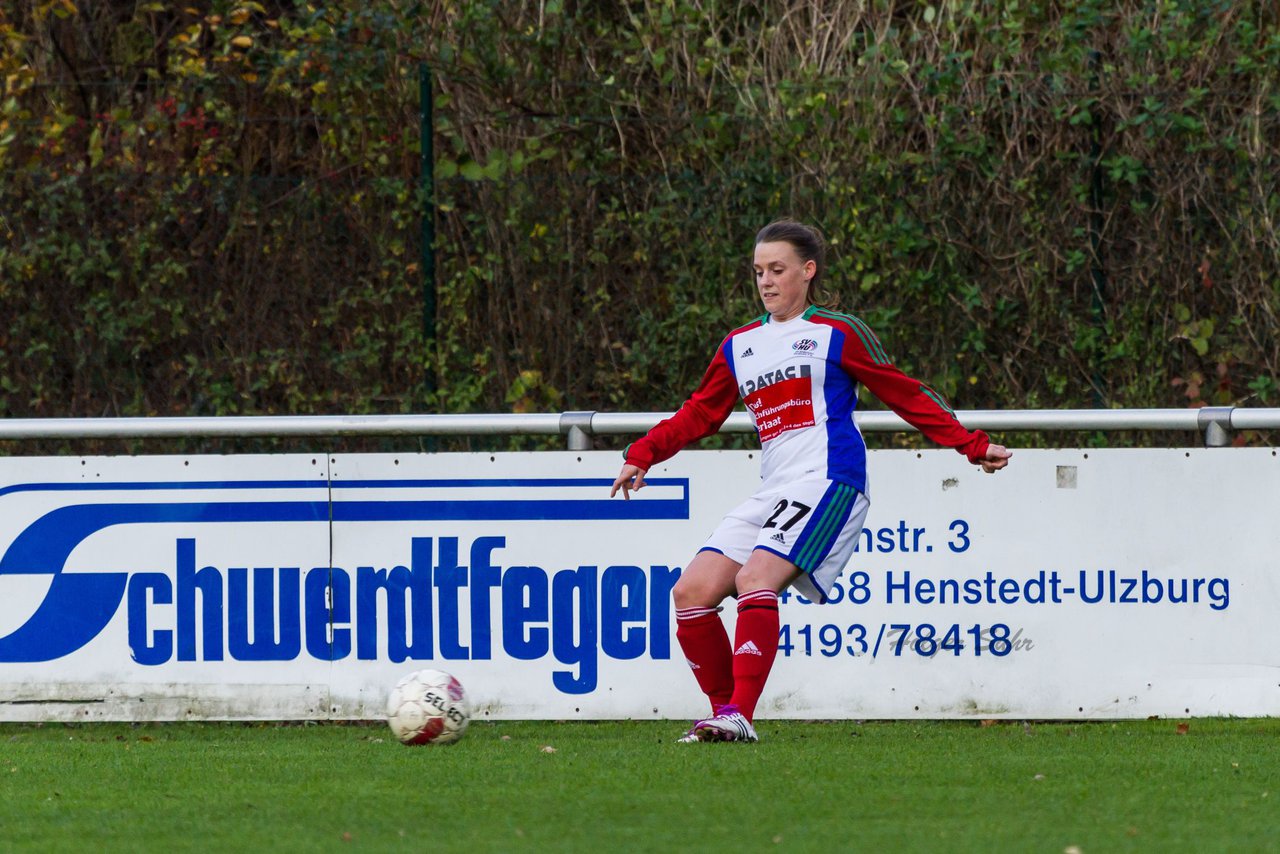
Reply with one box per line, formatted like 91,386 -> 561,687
734,565 -> 769,596
670,573 -> 702,609
672,572 -> 718,610
734,557 -> 794,596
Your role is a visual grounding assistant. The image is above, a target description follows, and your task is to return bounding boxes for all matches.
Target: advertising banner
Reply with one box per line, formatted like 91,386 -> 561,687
0,448 -> 1275,720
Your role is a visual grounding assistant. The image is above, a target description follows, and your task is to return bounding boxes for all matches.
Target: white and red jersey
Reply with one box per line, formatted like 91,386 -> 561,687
624,305 -> 989,493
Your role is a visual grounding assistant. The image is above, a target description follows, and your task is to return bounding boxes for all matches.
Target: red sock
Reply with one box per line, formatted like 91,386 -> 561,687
675,606 -> 733,712
729,589 -> 780,722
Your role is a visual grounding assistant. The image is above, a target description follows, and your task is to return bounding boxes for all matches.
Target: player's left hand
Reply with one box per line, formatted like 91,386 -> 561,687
980,444 -> 1012,473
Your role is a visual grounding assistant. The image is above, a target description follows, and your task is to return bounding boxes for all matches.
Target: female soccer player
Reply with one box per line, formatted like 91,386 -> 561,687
610,220 -> 1012,742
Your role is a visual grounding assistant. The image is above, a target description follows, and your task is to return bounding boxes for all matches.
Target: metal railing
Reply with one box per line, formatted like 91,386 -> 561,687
0,407 -> 1276,449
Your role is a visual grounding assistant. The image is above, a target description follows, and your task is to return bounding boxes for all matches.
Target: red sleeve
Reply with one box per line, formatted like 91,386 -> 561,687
821,313 -> 990,464
623,336 -> 740,472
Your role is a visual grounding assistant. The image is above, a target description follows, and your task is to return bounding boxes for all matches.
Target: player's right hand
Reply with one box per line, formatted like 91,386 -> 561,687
610,464 -> 647,499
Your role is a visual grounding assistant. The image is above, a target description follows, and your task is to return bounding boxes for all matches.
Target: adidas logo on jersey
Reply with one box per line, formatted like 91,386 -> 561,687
770,532 -> 786,543
735,640 -> 763,656
741,347 -> 754,357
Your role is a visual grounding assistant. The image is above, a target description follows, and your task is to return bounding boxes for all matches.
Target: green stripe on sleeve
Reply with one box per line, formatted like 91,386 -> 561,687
848,316 -> 892,364
814,308 -> 891,365
920,386 -> 955,415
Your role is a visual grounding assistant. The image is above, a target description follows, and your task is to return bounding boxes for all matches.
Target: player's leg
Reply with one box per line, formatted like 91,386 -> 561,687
672,496 -> 769,742
672,548 -> 740,715
697,480 -> 870,742
727,548 -> 800,722
690,549 -> 798,742
673,493 -> 766,725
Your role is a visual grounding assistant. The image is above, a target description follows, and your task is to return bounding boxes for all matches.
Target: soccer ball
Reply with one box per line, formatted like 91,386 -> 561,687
386,669 -> 470,746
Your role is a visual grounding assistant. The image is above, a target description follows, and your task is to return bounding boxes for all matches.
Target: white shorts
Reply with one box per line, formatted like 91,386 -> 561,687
700,478 -> 871,604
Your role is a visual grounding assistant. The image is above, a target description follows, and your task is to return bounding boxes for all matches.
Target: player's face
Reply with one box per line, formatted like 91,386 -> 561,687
753,241 -> 814,322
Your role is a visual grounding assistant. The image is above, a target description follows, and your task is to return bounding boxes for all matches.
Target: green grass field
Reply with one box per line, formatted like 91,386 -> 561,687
1,718 -> 1276,852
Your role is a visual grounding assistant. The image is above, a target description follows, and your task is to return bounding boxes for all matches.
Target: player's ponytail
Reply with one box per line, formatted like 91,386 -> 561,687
754,220 -> 841,311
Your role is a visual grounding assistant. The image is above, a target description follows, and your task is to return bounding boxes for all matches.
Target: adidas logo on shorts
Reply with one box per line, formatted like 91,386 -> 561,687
735,641 -> 763,656
770,532 -> 786,543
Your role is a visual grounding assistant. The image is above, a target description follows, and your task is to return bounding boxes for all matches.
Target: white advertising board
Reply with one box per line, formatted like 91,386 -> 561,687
0,448 -> 1275,721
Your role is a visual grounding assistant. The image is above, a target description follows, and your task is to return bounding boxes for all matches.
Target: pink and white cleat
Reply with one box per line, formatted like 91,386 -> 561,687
692,703 -> 759,743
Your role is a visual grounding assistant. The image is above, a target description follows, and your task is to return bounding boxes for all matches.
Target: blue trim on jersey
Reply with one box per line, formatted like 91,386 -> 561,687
822,327 -> 868,492
794,483 -> 857,572
721,335 -> 736,377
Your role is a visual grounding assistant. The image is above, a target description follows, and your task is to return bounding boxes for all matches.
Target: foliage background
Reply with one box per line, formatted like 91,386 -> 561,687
1,0 -> 1277,449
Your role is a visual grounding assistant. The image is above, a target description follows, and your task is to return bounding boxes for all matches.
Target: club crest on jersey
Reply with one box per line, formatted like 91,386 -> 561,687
792,338 -> 819,352
738,363 -> 811,397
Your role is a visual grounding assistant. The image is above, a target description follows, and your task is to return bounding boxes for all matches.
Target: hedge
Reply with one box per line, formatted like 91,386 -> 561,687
1,0 -> 1276,450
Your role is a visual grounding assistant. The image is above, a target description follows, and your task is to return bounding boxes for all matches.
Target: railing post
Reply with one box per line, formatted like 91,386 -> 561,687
1198,406 -> 1234,447
560,411 -> 595,451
